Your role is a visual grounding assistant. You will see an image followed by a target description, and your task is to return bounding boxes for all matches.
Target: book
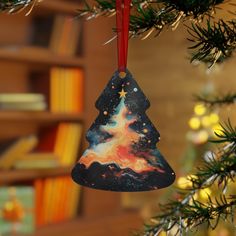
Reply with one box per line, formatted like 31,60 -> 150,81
61,123 -> 83,165
49,15 -> 82,56
0,135 -> 38,170
67,19 -> 82,56
53,122 -> 83,166
50,67 -> 84,113
0,101 -> 47,111
36,126 -> 58,152
0,186 -> 35,235
0,93 -> 47,111
13,153 -> 60,169
34,179 -> 44,227
49,15 -> 65,54
34,176 -> 81,226
42,178 -> 54,225
0,93 -> 45,103
36,122 -> 83,166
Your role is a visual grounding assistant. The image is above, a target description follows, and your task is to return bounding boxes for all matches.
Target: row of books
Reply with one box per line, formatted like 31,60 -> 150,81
50,67 -> 84,113
37,122 -> 83,166
0,67 -> 84,113
0,180 -> 81,234
0,122 -> 83,170
31,14 -> 82,56
35,176 -> 80,227
0,121 -> 83,234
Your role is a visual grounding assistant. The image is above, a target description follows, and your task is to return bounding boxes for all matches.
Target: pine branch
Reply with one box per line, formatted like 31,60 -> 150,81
0,0 -> 37,14
77,0 -> 236,64
213,120 -> 236,143
77,0 -> 225,36
140,121 -> 236,235
144,196 -> 236,235
190,121 -> 236,189
188,20 -> 236,67
190,149 -> 236,190
196,93 -> 236,106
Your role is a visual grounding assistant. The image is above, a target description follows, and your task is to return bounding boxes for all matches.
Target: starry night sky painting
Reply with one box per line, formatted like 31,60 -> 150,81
71,69 -> 175,192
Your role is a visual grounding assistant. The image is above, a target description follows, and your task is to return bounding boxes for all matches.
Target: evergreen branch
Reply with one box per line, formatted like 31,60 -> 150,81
0,0 -> 36,13
129,5 -> 175,37
213,120 -> 236,143
188,20 -> 236,66
190,148 -> 236,190
156,0 -> 224,18
189,121 -> 236,189
77,0 -> 236,63
144,196 -> 236,235
77,0 -> 116,18
77,0 -> 225,35
140,122 -> 236,235
196,93 -> 236,106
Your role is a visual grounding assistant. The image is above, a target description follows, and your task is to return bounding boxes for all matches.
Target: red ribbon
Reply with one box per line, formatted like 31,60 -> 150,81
116,0 -> 131,72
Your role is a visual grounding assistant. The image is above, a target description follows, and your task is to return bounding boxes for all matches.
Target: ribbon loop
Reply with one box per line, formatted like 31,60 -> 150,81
116,0 -> 131,72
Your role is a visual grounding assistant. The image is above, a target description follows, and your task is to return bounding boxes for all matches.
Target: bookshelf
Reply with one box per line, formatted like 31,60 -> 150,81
0,167 -> 72,184
0,46 -> 85,66
0,111 -> 84,123
0,0 -> 142,235
26,212 -> 142,236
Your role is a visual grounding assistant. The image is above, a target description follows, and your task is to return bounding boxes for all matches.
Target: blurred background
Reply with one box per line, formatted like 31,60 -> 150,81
0,0 -> 235,235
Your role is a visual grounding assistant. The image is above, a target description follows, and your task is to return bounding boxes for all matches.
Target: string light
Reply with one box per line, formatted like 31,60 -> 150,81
201,115 -> 211,127
189,117 -> 201,130
194,104 -> 206,116
199,188 -> 212,200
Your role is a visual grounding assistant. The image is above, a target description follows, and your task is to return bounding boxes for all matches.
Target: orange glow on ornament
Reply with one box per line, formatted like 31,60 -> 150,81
79,98 -> 163,173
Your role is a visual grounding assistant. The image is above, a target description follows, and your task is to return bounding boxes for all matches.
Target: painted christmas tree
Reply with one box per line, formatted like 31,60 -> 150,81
72,70 -> 175,191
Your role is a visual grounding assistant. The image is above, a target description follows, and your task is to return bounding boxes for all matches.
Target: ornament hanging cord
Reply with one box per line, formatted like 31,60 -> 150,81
116,0 -> 131,73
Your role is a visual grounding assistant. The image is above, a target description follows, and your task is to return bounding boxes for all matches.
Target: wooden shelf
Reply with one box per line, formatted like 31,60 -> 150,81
0,46 -> 84,67
26,211 -> 142,236
0,111 -> 84,123
0,167 -> 72,184
37,0 -> 82,15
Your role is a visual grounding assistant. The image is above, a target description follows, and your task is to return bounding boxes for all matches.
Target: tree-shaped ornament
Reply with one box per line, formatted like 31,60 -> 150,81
71,0 -> 175,191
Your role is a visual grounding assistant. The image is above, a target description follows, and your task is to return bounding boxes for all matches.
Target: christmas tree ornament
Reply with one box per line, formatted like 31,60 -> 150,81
71,0 -> 175,191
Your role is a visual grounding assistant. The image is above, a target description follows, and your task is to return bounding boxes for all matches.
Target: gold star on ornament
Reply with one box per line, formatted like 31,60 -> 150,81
119,89 -> 127,98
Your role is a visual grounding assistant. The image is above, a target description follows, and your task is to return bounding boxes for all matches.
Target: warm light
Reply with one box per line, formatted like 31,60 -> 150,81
212,124 -> 223,136
194,104 -> 206,116
209,113 -> 219,124
177,176 -> 192,189
197,130 -> 209,144
159,231 -> 167,236
199,188 -> 212,200
201,116 -> 211,127
189,117 -> 201,130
